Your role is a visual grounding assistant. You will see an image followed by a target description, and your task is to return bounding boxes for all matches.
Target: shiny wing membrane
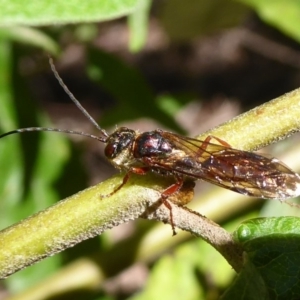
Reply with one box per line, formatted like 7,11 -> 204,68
154,131 -> 300,199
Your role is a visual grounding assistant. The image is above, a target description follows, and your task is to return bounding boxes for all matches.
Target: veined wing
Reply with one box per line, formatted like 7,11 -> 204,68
152,131 -> 300,199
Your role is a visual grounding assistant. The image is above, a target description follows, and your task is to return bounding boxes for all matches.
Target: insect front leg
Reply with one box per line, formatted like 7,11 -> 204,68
101,167 -> 150,198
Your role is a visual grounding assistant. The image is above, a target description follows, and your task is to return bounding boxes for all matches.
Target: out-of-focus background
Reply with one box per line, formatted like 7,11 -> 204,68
1,1 -> 300,299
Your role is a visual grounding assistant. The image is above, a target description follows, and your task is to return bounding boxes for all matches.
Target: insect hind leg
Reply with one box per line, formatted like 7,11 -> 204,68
205,135 -> 232,147
160,176 -> 184,235
196,135 -> 232,157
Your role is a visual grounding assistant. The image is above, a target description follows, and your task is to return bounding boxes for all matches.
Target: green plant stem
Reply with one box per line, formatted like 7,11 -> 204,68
0,173 -> 170,278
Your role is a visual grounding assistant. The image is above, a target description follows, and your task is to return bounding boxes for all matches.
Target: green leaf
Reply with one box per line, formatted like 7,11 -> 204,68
128,0 -> 151,52
132,246 -> 203,300
0,0 -> 140,26
231,217 -> 300,299
0,27 -> 59,54
236,0 -> 300,43
221,258 -> 268,300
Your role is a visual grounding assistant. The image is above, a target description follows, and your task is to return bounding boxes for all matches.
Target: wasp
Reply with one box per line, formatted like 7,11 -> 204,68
1,59 -> 300,234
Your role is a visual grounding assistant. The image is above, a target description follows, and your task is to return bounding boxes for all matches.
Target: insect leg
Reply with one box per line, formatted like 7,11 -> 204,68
103,166 -> 184,235
196,135 -> 231,157
205,135 -> 231,147
160,176 -> 184,236
141,157 -> 186,234
101,167 -> 150,198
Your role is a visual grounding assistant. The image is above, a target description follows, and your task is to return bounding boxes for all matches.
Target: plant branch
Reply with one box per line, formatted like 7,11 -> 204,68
144,202 -> 244,272
0,174 -> 171,278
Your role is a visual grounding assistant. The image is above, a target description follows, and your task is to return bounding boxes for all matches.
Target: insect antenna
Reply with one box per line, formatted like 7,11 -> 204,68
0,58 -> 109,143
0,127 -> 107,142
49,57 -> 109,139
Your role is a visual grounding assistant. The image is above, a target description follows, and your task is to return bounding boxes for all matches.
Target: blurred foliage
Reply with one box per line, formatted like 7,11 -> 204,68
0,0 -> 140,26
237,0 -> 300,42
0,0 -> 300,299
160,0 -> 249,41
87,47 -> 184,132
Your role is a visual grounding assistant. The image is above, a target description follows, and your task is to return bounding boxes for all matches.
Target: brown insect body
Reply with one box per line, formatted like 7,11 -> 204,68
103,127 -> 300,201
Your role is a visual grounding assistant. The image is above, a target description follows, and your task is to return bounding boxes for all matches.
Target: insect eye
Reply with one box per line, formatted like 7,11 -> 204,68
105,143 -> 119,159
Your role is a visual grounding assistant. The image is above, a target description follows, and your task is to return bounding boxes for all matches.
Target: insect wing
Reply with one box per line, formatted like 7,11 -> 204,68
153,132 -> 300,199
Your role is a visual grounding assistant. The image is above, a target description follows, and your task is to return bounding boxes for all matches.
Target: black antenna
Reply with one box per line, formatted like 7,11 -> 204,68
0,127 -> 107,142
0,58 -> 109,143
49,57 -> 108,138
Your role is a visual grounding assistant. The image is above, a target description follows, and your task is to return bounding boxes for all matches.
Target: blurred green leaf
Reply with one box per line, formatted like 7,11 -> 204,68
132,245 -> 203,300
0,27 -> 59,54
74,24 -> 99,43
155,94 -> 186,116
196,230 -> 239,290
0,45 -> 70,291
0,0 -> 141,26
231,217 -> 300,299
21,117 -> 70,214
128,0 -> 151,52
87,47 -> 184,132
237,0 -> 300,43
0,41 -> 23,227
